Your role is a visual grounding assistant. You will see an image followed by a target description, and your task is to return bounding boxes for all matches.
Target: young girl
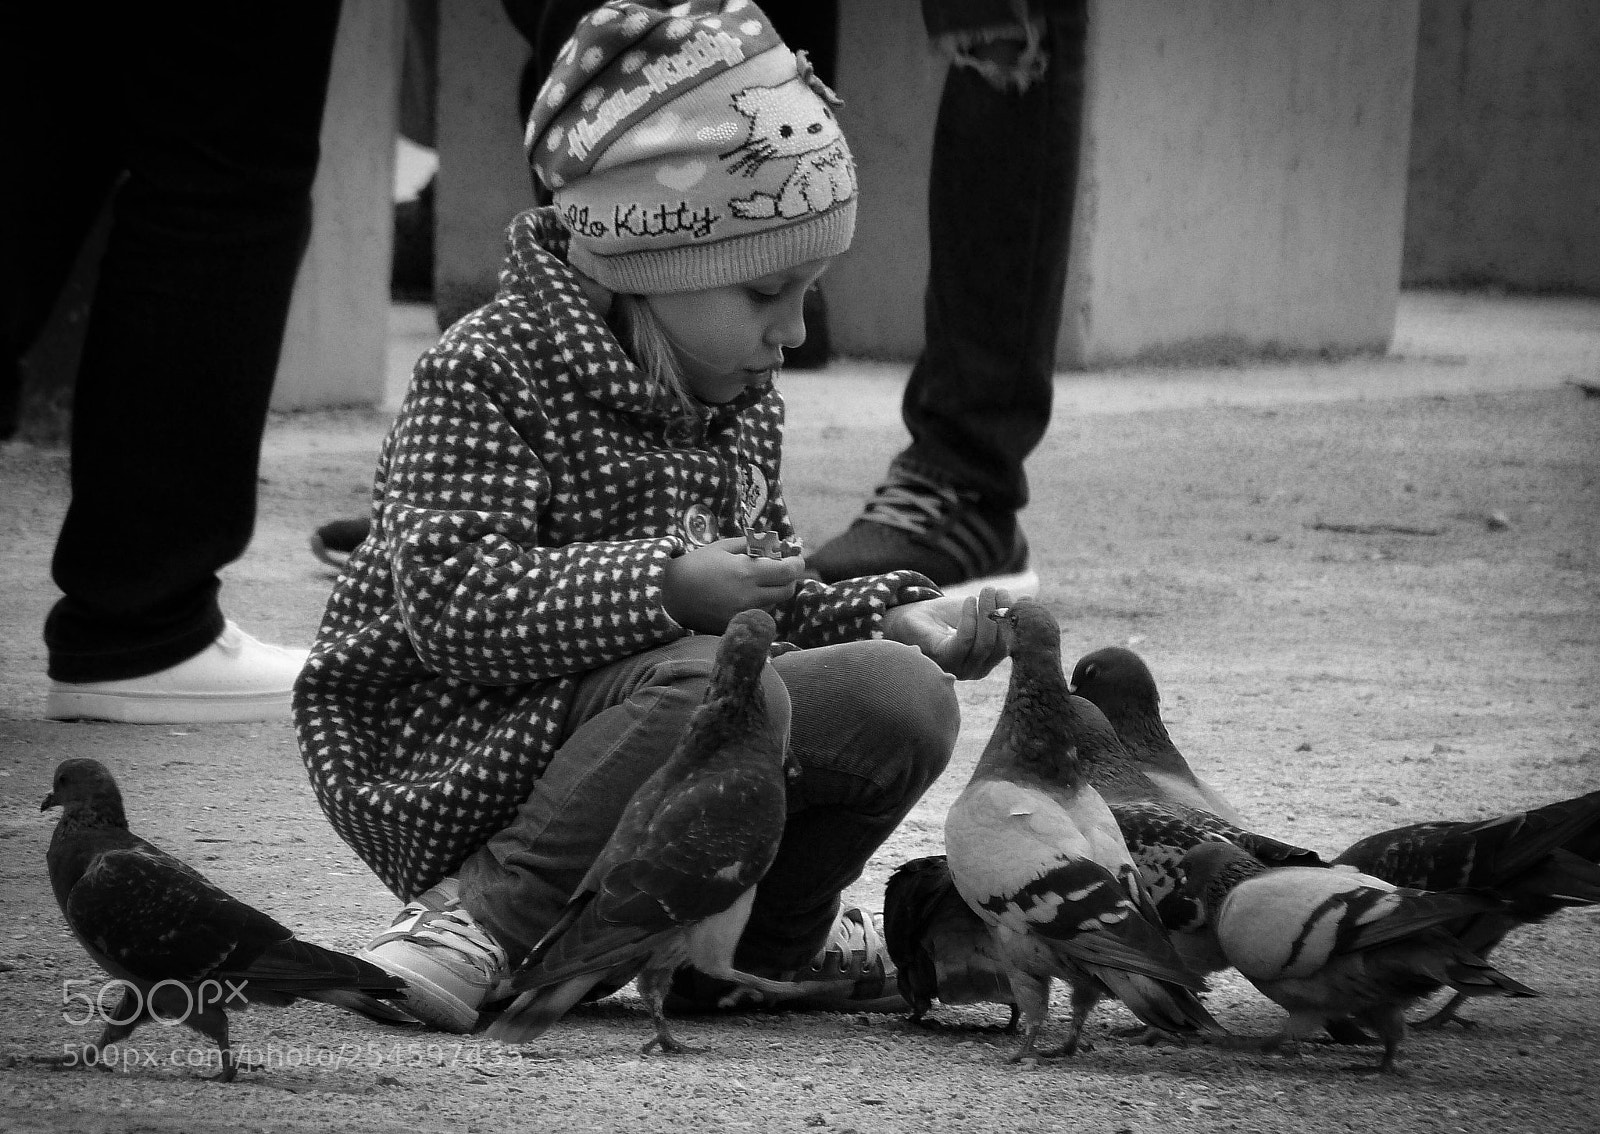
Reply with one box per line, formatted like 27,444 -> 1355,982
294,0 -> 1009,1033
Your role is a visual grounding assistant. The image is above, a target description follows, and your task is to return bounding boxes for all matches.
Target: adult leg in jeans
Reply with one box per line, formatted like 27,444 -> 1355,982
30,7 -> 341,687
811,0 -> 1088,591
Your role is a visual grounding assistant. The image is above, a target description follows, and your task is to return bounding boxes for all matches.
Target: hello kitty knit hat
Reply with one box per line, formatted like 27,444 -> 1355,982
524,0 -> 858,294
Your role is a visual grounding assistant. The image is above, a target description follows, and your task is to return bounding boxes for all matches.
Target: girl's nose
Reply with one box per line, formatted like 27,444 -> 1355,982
766,291 -> 810,351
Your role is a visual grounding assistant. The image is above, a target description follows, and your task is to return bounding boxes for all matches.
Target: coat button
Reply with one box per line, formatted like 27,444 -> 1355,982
681,503 -> 718,546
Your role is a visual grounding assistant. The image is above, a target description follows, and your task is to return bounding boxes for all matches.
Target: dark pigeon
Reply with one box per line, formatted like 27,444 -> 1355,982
1333,788 -> 1600,1027
487,609 -> 825,1053
42,757 -> 409,1082
882,854 -> 1018,1030
1068,645 -> 1245,823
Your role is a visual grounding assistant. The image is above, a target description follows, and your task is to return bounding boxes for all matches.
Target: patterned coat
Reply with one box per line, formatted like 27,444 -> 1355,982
295,208 -> 936,899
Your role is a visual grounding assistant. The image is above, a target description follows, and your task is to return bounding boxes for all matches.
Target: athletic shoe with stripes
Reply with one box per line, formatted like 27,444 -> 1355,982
809,462 -> 1039,600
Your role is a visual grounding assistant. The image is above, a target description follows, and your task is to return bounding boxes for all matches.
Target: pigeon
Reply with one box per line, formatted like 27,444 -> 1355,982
1178,840 -> 1538,1074
1068,645 -> 1245,824
1109,800 -> 1327,978
882,855 -> 1018,1030
943,598 -> 1225,1062
41,757 -> 409,1082
487,609 -> 825,1053
1333,788 -> 1600,1027
1048,650 -> 1328,973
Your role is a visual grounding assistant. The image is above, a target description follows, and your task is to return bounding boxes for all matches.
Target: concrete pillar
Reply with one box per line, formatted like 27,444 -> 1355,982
829,0 -> 1421,368
434,0 -> 535,329
272,0 -> 406,410
1404,0 -> 1600,293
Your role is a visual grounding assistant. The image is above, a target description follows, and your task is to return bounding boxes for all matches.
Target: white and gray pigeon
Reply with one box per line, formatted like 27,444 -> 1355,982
42,757 -> 409,1082
1178,839 -> 1537,1074
944,599 -> 1225,1064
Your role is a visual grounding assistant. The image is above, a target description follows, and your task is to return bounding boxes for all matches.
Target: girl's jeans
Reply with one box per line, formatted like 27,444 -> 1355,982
457,633 -> 959,973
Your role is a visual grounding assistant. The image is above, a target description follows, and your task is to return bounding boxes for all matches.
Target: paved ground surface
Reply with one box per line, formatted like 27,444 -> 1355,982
1,289 -> 1597,1133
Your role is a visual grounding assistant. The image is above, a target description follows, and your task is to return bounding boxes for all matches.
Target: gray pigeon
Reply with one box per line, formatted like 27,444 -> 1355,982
1068,645 -> 1244,823
1179,840 -> 1536,1074
43,757 -> 409,1081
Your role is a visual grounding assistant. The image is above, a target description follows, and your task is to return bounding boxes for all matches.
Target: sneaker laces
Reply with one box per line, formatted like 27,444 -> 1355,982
794,907 -> 890,986
859,468 -> 972,538
369,906 -> 507,984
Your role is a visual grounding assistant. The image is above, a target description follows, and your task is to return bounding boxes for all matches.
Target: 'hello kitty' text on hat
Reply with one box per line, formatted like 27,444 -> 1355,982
524,0 -> 857,294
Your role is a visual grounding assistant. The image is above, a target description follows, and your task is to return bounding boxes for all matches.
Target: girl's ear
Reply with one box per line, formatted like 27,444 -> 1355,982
573,268 -> 613,315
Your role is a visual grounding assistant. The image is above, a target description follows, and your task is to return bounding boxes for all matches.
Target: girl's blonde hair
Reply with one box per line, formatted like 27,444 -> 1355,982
609,293 -> 699,429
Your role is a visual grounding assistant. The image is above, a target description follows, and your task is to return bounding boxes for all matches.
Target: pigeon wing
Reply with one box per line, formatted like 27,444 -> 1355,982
510,757 -> 784,991
883,855 -> 1015,1017
66,844 -> 291,985
948,781 -> 1200,988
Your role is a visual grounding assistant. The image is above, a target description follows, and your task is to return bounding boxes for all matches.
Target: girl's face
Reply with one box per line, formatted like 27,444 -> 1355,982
645,257 -> 834,404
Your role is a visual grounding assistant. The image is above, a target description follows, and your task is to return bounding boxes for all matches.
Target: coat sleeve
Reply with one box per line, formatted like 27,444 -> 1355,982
379,338 -> 688,685
743,409 -> 942,647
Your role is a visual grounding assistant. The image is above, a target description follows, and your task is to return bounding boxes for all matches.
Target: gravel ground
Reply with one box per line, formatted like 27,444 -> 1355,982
1,292 -> 1597,1133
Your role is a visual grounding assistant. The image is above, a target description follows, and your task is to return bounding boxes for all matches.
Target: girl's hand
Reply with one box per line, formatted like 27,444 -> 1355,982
661,536 -> 808,634
881,586 -> 1011,680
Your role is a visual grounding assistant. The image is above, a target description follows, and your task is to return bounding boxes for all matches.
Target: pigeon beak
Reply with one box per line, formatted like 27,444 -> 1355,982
40,791 -> 58,812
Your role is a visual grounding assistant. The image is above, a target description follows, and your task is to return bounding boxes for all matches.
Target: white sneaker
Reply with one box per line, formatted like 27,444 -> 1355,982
45,620 -> 307,724
361,878 -> 510,1033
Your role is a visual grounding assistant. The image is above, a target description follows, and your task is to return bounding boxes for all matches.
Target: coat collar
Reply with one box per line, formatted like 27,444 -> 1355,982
500,207 -> 769,431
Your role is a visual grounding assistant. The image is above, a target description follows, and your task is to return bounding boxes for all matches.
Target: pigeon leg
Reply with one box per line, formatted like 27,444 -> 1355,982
87,985 -> 151,1071
1408,990 -> 1473,1030
1322,1018 -> 1378,1046
638,968 -> 698,1056
1005,973 -> 1053,1063
185,1005 -> 239,1082
1112,1024 -> 1183,1046
1349,1008 -> 1408,1076
1038,980 -> 1099,1058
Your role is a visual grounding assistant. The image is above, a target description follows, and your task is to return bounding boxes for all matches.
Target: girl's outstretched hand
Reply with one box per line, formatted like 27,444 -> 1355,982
661,536 -> 807,634
881,586 -> 1011,680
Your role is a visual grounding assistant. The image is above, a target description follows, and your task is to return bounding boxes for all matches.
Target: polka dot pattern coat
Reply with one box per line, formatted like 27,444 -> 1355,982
294,208 -> 937,900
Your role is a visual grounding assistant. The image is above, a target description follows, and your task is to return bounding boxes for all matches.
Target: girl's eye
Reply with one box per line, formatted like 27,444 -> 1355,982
749,288 -> 783,304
